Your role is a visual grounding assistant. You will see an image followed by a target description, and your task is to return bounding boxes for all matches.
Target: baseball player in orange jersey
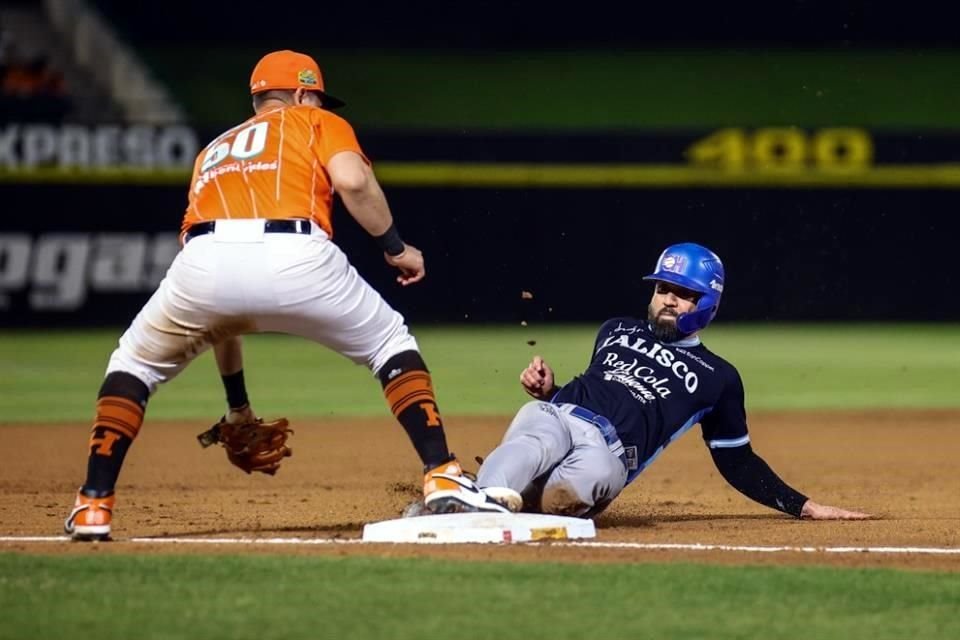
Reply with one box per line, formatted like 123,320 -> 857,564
64,50 -> 518,541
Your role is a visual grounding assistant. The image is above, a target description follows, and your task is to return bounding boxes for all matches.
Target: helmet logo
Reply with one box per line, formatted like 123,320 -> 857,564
297,69 -> 318,86
661,255 -> 685,273
709,278 -> 724,292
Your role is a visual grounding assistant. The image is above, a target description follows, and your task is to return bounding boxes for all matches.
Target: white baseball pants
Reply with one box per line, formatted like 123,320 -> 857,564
106,219 -> 418,393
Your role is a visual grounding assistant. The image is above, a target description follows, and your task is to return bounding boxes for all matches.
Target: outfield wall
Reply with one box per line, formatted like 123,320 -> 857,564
1,180 -> 954,326
2,125 -> 955,326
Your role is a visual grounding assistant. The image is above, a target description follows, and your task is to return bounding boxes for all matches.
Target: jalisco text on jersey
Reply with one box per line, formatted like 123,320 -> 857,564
597,334 -> 699,393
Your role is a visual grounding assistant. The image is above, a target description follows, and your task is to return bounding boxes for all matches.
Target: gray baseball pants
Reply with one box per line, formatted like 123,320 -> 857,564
476,401 -> 628,517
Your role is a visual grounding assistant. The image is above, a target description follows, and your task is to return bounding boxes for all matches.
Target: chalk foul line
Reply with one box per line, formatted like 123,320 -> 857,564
1,536 -> 958,555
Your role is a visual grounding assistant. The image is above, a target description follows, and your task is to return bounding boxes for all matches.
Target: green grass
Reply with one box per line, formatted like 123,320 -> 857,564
1,324 -> 958,423
145,47 -> 960,130
1,554 -> 958,640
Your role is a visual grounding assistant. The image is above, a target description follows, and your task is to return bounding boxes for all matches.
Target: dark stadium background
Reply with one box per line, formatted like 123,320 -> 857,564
2,0 -> 956,326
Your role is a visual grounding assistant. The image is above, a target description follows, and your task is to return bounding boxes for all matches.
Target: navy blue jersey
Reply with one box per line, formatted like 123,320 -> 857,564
552,317 -> 749,484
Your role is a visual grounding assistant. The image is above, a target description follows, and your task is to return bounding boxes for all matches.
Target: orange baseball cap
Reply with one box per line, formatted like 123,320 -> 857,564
249,50 -> 345,109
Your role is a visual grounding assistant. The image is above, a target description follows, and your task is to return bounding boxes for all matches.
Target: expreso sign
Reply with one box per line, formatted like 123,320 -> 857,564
0,124 -> 197,169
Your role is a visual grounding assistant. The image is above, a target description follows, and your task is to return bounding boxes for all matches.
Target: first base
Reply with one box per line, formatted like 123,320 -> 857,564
361,512 -> 596,544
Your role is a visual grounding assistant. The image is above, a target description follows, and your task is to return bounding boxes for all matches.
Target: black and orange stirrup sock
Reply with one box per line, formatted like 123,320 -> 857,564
378,350 -> 453,469
82,372 -> 149,497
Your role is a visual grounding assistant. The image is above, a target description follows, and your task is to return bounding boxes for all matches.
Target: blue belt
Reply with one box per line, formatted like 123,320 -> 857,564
563,404 -> 627,468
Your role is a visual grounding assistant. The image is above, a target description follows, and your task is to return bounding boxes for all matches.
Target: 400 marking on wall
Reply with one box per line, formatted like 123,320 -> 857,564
685,128 -> 873,172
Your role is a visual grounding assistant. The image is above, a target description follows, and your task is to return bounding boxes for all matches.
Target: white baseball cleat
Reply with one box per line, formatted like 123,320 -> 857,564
483,486 -> 523,513
425,473 -> 517,514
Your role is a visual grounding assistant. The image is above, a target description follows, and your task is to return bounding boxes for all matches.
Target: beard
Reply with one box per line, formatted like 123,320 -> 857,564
648,304 -> 681,342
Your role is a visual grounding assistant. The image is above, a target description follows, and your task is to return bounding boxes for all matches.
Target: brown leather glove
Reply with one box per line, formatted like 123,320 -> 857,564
197,416 -> 293,475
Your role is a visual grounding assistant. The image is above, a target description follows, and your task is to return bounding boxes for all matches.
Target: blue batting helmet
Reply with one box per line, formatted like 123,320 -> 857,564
643,243 -> 725,335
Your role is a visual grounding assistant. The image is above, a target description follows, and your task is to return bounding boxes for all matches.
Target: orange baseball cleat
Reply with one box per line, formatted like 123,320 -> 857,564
423,460 -> 520,514
64,490 -> 115,541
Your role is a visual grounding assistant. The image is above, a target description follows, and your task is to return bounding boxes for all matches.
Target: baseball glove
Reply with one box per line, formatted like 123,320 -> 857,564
197,416 -> 293,475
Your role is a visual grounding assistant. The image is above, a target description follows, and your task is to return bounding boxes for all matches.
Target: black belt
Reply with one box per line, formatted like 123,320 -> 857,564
184,219 -> 312,243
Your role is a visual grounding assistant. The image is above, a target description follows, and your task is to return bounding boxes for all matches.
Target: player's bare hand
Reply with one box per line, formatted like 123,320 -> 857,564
385,243 -> 425,286
800,500 -> 873,520
521,355 -> 555,399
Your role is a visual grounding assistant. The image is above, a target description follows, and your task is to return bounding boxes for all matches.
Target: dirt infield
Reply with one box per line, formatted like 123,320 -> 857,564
3,410 -> 958,571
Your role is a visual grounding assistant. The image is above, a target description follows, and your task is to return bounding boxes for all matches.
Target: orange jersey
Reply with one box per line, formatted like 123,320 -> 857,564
182,105 -> 368,237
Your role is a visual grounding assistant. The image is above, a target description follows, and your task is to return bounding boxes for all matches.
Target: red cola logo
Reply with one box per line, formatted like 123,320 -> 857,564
598,334 -> 699,393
